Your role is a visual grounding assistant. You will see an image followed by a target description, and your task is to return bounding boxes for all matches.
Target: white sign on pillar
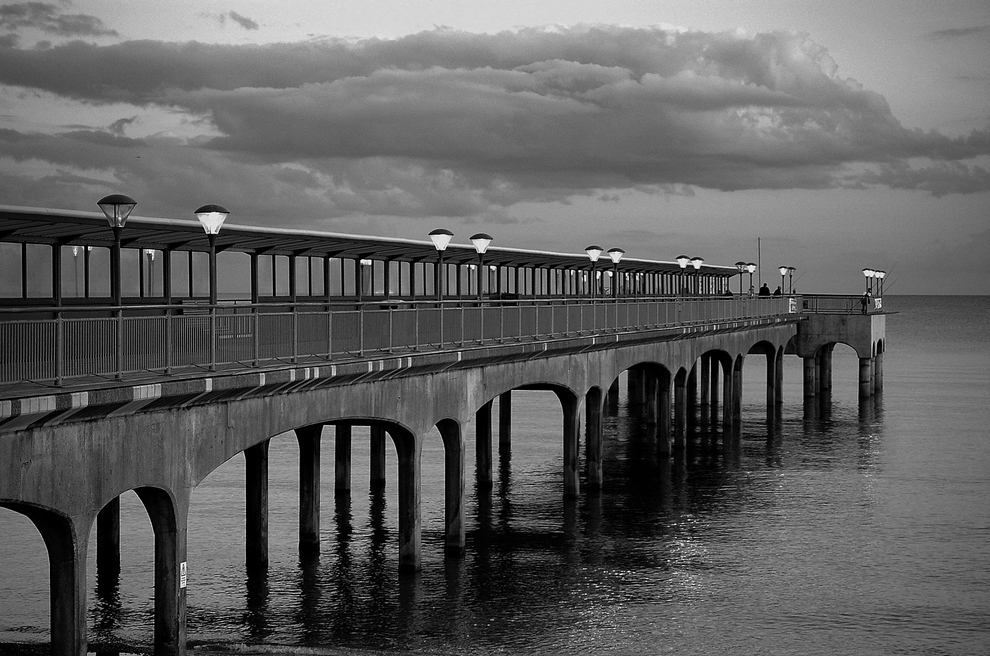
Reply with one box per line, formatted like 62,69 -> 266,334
180,561 -> 187,589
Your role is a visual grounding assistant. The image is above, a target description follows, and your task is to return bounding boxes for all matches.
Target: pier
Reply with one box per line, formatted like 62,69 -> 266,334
0,204 -> 885,656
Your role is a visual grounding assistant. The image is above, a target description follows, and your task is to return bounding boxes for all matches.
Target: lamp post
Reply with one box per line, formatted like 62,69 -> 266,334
787,267 -> 795,294
676,255 -> 690,295
690,256 -> 704,295
97,194 -> 137,380
144,249 -> 156,297
585,245 -> 603,298
429,228 -> 453,302
72,246 -> 81,297
862,268 -> 874,294
97,194 -> 137,306
735,261 -> 747,295
195,205 -> 229,305
745,262 -> 757,295
778,265 -> 788,294
470,233 -> 493,301
195,205 -> 229,372
607,248 -> 624,298
875,270 -> 886,296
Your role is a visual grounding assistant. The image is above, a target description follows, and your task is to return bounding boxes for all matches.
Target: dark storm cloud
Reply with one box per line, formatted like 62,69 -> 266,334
0,2 -> 118,37
0,25 -> 987,222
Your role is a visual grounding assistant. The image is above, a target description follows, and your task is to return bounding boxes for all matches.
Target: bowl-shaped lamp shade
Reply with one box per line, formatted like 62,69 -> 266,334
470,232 -> 493,254
607,247 -> 625,264
429,228 -> 453,251
690,256 -> 704,270
735,261 -> 747,272
778,265 -> 788,276
746,262 -> 757,274
862,268 -> 875,278
195,204 -> 229,235
676,255 -> 690,269
97,194 -> 137,228
585,245 -> 604,262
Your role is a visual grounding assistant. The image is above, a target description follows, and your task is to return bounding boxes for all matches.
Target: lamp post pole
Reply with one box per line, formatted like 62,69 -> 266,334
98,194 -> 137,380
735,261 -> 746,295
746,262 -> 757,295
429,229 -> 453,303
585,245 -> 603,299
470,233 -> 493,301
690,257 -> 704,295
863,268 -> 874,294
876,270 -> 886,297
195,204 -> 230,371
72,246 -> 80,297
145,249 -> 156,297
676,255 -> 689,295
608,248 -> 624,298
787,267 -> 795,294
778,266 -> 787,294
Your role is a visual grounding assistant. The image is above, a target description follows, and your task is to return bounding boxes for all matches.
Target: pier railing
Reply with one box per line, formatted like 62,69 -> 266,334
0,295 -> 793,387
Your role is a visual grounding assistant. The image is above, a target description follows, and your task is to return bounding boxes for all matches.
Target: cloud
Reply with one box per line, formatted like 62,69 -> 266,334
227,11 -> 259,31
926,25 -> 990,40
0,2 -> 118,38
0,25 -> 987,224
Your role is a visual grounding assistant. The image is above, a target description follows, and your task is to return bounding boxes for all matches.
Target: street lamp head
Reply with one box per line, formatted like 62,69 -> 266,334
735,261 -> 747,273
585,245 -> 604,262
676,255 -> 690,269
429,228 -> 453,251
607,247 -> 625,264
778,265 -> 788,276
875,270 -> 886,280
144,248 -> 156,260
72,246 -> 79,257
97,194 -> 137,228
746,262 -> 757,274
690,256 -> 704,270
862,268 -> 875,278
788,266 -> 796,273
194,204 -> 229,235
470,232 -> 493,254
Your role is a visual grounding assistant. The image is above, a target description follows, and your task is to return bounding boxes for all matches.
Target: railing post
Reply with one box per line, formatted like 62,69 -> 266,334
292,303 -> 298,363
115,308 -> 124,380
253,307 -> 260,366
54,309 -> 63,386
165,307 -> 173,374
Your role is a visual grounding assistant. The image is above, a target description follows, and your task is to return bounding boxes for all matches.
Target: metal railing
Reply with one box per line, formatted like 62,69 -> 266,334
797,294 -> 881,315
0,295 -> 795,387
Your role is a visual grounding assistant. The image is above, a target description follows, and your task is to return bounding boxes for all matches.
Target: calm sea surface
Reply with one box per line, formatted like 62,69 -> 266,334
2,295 -> 989,655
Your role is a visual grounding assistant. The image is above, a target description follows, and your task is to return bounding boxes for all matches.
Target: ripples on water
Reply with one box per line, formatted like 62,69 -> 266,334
1,296 -> 989,655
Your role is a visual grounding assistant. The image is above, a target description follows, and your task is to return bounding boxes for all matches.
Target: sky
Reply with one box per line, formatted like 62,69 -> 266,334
0,1 -> 987,294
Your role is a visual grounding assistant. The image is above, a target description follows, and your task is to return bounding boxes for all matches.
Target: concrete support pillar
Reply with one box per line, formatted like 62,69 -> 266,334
820,346 -> 833,395
732,358 -> 743,425
774,349 -> 784,407
585,390 -> 603,490
22,510 -> 91,656
722,362 -> 733,428
395,430 -> 422,571
660,378 -> 676,451
709,357 -> 720,423
700,354 -> 711,408
296,425 -> 322,553
766,352 -> 776,421
245,439 -> 270,572
673,374 -> 687,445
476,400 -> 493,487
644,370 -> 659,425
498,391 -> 512,449
438,420 -> 465,556
859,357 -> 873,398
606,379 -> 619,415
874,351 -> 884,392
97,496 -> 121,585
687,366 -> 698,426
627,368 -> 643,412
370,425 -> 387,489
803,356 -> 817,398
135,487 -> 189,656
334,424 -> 351,494
561,394 -> 581,499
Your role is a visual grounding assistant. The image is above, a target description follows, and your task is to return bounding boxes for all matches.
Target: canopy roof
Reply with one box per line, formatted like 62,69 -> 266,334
0,205 -> 736,275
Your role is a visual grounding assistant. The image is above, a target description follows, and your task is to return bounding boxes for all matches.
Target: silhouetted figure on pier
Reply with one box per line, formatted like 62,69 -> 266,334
773,286 -> 782,296
758,283 -> 771,296
861,290 -> 871,314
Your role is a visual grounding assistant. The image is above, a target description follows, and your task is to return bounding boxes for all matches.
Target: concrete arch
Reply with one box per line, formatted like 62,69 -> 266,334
0,501 -> 89,656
